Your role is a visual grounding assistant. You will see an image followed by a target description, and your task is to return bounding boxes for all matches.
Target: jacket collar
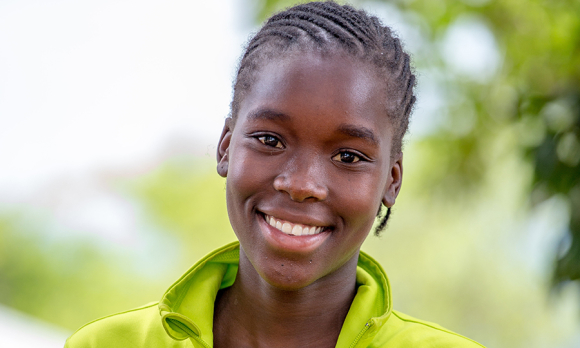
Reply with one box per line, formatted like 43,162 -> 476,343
158,242 -> 392,348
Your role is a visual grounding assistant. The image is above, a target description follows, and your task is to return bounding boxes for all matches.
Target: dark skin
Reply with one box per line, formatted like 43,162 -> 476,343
214,52 -> 403,348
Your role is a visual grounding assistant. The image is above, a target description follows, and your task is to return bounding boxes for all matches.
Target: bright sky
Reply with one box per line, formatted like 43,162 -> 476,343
0,0 -> 251,198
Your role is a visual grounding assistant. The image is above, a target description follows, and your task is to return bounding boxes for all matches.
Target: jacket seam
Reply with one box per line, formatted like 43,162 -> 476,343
67,302 -> 159,338
391,311 -> 485,347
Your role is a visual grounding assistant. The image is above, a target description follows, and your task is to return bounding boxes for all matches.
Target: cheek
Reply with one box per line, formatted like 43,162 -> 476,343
226,163 -> 263,246
338,173 -> 384,224
226,142 -> 264,199
225,142 -> 274,227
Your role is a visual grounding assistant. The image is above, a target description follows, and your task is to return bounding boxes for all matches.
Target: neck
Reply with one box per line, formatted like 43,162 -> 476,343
213,250 -> 359,348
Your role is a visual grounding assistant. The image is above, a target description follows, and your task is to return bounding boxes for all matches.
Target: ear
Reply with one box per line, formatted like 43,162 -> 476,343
382,152 -> 403,208
216,118 -> 233,178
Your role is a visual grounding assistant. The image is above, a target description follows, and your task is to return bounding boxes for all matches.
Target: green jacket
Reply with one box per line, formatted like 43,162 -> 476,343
65,242 -> 485,347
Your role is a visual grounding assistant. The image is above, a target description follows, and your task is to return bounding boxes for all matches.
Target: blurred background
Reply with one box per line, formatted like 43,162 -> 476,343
1,0 -> 579,347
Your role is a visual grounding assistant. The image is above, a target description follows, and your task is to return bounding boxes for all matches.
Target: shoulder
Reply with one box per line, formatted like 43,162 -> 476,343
371,310 -> 486,348
65,302 -> 188,348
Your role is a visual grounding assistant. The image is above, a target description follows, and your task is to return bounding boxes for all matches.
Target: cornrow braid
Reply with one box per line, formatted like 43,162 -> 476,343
230,1 -> 416,235
375,206 -> 392,236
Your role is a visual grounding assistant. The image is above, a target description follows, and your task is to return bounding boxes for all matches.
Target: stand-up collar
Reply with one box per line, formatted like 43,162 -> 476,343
158,242 -> 392,348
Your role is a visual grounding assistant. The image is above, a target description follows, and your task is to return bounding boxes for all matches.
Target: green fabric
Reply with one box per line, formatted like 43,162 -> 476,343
65,242 -> 485,347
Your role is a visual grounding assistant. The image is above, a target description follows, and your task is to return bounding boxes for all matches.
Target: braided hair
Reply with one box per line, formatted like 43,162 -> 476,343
230,1 -> 416,235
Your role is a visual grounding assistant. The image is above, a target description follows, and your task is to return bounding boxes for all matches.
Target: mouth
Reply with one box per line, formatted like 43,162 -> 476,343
264,214 -> 325,236
257,212 -> 332,253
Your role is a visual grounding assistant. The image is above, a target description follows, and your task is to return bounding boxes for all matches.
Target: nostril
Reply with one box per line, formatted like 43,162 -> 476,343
272,175 -> 287,193
273,173 -> 328,202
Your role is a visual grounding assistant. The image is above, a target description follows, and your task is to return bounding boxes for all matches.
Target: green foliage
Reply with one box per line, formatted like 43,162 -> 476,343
0,159 -> 236,333
403,0 -> 580,286
127,157 -> 236,258
0,214 -> 161,331
364,135 -> 580,347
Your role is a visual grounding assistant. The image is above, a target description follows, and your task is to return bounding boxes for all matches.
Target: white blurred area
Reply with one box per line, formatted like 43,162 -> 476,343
0,0 -> 252,342
0,0 -> 251,199
0,304 -> 70,348
0,0 -> 253,243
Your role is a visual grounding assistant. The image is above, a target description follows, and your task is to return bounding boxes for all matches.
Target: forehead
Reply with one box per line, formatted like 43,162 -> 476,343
237,52 -> 393,143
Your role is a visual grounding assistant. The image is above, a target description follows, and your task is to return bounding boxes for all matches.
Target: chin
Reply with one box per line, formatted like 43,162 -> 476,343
262,273 -> 317,292
255,259 -> 321,292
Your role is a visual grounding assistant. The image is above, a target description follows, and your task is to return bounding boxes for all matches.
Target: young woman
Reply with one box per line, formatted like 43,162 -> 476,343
66,2 -> 485,347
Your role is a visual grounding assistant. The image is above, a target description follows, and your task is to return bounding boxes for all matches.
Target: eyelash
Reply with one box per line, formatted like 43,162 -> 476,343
254,135 -> 367,164
257,135 -> 284,149
332,151 -> 363,164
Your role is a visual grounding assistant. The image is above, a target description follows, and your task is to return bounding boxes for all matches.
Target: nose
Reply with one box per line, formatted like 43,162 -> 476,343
273,157 -> 328,202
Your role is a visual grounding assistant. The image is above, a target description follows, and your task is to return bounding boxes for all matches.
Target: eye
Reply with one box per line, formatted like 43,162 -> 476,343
257,135 -> 283,148
332,151 -> 361,163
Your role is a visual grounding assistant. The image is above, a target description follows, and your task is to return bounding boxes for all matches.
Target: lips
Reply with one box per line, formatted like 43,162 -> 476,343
264,214 -> 325,236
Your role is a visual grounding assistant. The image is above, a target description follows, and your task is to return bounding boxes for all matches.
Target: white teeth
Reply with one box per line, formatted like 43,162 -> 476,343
264,215 -> 324,236
291,225 -> 303,236
282,223 -> 292,233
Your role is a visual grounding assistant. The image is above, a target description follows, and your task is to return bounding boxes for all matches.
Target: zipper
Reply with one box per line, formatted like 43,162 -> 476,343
191,335 -> 212,348
348,321 -> 373,348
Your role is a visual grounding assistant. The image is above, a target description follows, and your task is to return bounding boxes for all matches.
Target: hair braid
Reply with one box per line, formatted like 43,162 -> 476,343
375,206 -> 392,236
293,7 -> 372,45
230,1 -> 416,235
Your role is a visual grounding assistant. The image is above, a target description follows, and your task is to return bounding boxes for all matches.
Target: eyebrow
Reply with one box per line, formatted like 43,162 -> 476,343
246,109 -> 290,122
336,124 -> 379,146
246,109 -> 379,146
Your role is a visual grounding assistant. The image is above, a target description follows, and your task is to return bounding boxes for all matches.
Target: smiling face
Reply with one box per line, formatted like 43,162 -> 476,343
217,52 -> 402,290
